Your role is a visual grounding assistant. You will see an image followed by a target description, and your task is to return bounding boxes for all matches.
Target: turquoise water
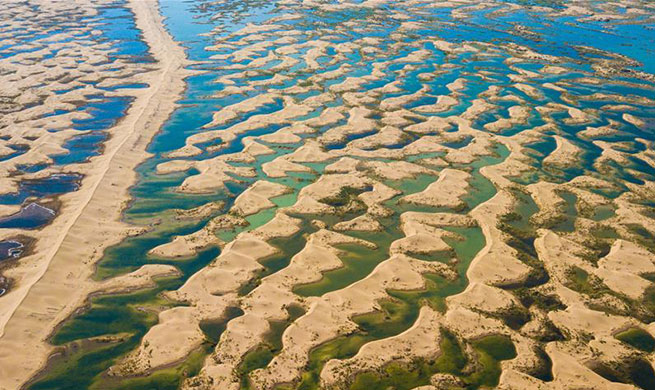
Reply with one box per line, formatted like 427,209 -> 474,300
23,0 -> 655,389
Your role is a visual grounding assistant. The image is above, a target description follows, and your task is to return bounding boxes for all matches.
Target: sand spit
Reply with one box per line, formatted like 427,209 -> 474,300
401,169 -> 471,209
0,0 -> 190,388
542,136 -> 582,168
232,181 -> 292,216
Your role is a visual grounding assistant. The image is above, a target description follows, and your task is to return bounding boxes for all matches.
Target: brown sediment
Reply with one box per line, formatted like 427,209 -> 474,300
0,235 -> 36,298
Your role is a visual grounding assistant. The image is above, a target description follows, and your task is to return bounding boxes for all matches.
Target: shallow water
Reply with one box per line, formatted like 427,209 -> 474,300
0,0 -> 153,230
26,0 -> 655,389
0,174 -> 81,205
0,203 -> 55,230
0,240 -> 23,261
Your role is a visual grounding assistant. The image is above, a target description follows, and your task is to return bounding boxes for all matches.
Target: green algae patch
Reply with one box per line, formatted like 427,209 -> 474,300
383,274 -> 452,314
565,266 -> 610,299
52,279 -> 180,347
26,335 -> 132,390
239,304 -> 306,389
30,243 -> 219,390
93,210 -> 220,281
348,332 -> 516,390
33,137 -> 503,390
90,344 -> 211,390
497,190 -> 551,289
290,294 -> 436,389
292,241 -> 388,297
320,186 -> 369,208
288,223 -> 488,389
615,327 -> 655,353
489,305 -> 532,331
513,287 -> 565,313
86,306 -> 244,390
295,335 -> 370,390
467,335 -> 517,387
199,306 -> 245,344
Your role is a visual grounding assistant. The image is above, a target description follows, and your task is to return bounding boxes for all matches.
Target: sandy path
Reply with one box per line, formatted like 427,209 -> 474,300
0,1 -> 189,388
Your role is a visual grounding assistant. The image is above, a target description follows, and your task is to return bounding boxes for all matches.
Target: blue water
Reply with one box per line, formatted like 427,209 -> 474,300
130,0 -> 655,216
0,203 -> 55,230
0,174 -> 81,205
21,0 -> 655,388
0,0 -> 152,229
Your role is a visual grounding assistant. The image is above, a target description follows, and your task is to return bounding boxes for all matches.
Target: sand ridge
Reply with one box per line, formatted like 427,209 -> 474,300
0,0 -> 191,388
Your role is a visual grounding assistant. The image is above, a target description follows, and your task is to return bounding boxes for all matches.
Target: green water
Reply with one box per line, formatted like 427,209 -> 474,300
244,192 -> 299,230
239,226 -> 314,297
551,191 -> 578,233
279,144 -> 507,390
589,204 -> 616,222
295,145 -> 508,298
293,231 -> 399,297
90,304 -> 243,390
28,133 -> 510,390
30,281 -> 185,390
200,306 -> 246,344
496,187 -> 552,287
348,332 -> 516,390
385,173 -> 439,195
460,145 -> 510,211
239,304 -> 306,389
94,215 -> 212,280
615,327 -> 655,353
28,235 -> 220,390
89,345 -> 211,390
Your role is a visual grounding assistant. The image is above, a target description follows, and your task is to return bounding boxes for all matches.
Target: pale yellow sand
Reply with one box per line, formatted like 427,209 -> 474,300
2,3 -> 652,388
0,1 -> 190,387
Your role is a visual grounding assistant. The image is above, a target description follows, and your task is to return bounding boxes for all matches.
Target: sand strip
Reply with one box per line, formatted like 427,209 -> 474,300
0,1 -> 189,388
